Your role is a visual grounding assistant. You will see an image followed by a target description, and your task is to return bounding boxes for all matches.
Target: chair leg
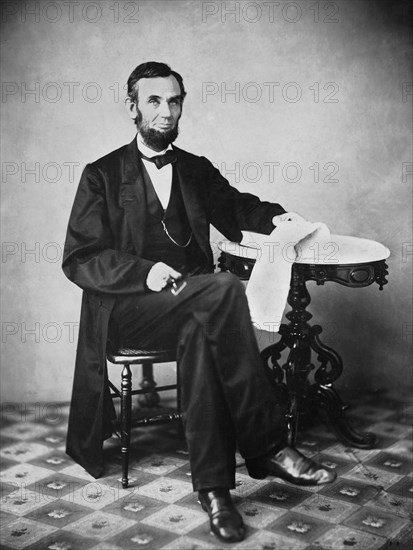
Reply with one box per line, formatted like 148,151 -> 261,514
138,361 -> 160,407
176,362 -> 185,439
121,362 -> 132,488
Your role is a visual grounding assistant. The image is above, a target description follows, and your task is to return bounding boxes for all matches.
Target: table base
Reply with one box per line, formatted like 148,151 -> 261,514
219,250 -> 388,449
259,262 -> 386,449
261,327 -> 378,449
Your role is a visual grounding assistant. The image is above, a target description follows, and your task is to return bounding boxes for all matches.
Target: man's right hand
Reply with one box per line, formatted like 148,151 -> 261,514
146,262 -> 182,292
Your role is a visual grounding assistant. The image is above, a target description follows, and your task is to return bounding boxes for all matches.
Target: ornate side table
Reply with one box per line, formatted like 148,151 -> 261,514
218,235 -> 390,449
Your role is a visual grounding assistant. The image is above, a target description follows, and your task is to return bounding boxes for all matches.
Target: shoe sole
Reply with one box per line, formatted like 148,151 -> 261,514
248,465 -> 337,486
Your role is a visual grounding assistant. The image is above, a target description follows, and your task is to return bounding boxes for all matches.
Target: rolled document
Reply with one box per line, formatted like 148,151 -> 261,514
241,220 -> 330,332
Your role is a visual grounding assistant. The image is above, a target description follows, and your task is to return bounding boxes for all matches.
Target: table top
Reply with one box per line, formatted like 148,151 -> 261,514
218,235 -> 390,266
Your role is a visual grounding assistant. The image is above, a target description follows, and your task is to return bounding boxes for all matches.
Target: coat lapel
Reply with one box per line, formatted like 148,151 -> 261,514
174,147 -> 210,261
119,138 -> 147,255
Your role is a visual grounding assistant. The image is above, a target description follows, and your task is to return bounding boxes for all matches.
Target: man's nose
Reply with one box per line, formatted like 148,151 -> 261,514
159,101 -> 172,118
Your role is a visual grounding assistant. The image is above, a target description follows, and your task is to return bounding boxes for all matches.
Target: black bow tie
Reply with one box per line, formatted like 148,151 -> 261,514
140,149 -> 177,169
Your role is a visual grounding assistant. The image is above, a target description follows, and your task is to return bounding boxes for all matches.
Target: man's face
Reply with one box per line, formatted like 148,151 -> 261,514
130,75 -> 183,151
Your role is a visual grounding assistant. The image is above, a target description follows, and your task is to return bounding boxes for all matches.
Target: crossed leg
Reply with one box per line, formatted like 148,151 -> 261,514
110,272 -> 287,490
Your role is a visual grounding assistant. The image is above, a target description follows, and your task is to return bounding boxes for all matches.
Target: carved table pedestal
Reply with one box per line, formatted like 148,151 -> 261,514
218,235 -> 390,448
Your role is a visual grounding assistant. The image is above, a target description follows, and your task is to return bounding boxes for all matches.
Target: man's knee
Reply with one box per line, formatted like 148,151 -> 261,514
207,273 -> 250,320
190,272 -> 249,316
211,272 -> 245,297
187,273 -> 255,348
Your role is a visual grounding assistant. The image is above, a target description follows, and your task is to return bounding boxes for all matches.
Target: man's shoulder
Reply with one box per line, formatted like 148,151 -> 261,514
173,145 -> 212,168
173,144 -> 199,160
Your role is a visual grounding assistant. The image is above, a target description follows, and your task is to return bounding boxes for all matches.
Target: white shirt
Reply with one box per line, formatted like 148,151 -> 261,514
137,134 -> 173,210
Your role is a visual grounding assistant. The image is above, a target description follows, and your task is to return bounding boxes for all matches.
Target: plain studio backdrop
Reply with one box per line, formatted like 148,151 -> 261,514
1,0 -> 412,404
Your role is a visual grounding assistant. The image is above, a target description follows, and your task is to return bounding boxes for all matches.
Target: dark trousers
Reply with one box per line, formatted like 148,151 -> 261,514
110,272 -> 287,490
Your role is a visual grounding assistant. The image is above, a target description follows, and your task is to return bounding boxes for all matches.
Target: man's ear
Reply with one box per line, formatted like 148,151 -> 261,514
125,97 -> 137,120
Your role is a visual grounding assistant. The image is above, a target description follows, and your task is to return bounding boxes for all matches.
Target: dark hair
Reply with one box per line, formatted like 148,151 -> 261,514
127,61 -> 187,102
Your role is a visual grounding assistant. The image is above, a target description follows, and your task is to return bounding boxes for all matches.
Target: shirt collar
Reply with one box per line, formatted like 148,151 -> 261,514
136,133 -> 173,158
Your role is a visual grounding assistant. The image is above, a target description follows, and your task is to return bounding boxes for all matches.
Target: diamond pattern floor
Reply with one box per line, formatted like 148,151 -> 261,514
1,389 -> 412,550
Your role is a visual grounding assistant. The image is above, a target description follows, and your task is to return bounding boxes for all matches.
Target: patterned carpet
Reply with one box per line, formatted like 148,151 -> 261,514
1,388 -> 412,550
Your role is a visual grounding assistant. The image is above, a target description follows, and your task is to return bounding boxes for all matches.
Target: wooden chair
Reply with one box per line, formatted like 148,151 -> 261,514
107,346 -> 182,488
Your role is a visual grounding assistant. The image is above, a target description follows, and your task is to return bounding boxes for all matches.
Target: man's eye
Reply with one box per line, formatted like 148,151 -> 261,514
149,99 -> 159,105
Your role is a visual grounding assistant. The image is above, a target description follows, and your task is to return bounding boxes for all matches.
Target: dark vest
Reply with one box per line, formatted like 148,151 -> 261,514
141,162 -> 205,272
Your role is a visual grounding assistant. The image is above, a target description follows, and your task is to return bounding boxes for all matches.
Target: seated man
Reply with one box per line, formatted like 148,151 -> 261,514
62,61 -> 336,544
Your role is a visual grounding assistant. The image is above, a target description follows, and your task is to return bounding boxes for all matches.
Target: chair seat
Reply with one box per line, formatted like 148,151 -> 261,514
107,347 -> 176,364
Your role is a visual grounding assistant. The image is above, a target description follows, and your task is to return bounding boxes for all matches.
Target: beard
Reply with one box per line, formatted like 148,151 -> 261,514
136,108 -> 180,151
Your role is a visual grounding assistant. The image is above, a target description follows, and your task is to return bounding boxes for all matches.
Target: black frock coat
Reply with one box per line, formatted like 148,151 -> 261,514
62,137 -> 286,478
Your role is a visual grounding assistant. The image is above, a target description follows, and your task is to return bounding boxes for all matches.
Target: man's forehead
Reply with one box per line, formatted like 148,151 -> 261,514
137,75 -> 181,98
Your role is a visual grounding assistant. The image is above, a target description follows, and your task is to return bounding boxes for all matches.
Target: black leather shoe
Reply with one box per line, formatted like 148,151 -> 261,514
246,446 -> 337,486
198,489 -> 245,543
